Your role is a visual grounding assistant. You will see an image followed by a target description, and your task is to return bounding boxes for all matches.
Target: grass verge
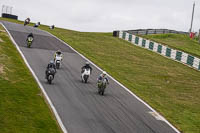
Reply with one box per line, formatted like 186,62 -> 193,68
0,23 -> 60,132
141,33 -> 200,58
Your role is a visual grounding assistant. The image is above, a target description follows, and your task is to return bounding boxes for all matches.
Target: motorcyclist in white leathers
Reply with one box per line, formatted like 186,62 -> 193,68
54,50 -> 63,61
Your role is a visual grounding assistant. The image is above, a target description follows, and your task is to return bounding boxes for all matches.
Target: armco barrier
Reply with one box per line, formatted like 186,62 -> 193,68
127,29 -> 189,35
118,31 -> 200,71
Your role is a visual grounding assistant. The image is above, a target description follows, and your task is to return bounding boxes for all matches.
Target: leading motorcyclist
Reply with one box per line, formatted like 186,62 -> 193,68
97,71 -> 109,87
45,60 -> 56,79
24,18 -> 30,26
81,62 -> 92,74
54,50 -> 63,61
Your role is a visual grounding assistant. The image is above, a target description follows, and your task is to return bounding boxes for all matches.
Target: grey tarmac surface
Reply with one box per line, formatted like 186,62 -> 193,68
1,21 -> 177,133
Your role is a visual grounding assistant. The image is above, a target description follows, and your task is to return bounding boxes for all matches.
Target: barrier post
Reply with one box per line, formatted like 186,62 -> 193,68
199,29 -> 200,44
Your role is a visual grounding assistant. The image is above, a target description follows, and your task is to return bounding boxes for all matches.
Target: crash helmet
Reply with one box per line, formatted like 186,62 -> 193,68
57,50 -> 61,55
85,62 -> 90,66
50,60 -> 54,64
102,71 -> 107,77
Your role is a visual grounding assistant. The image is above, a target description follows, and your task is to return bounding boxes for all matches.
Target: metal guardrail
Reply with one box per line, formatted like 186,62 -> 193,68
126,29 -> 189,35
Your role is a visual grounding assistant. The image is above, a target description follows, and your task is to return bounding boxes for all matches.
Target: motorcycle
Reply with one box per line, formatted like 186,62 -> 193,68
81,68 -> 91,83
24,19 -> 30,26
24,20 -> 29,26
55,55 -> 62,69
98,78 -> 108,95
46,68 -> 56,84
26,37 -> 33,48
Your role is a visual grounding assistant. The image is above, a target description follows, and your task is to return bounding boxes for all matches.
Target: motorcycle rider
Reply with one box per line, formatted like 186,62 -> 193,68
97,71 -> 109,87
81,62 -> 92,74
34,22 -> 40,28
27,33 -> 34,41
45,60 -> 56,79
54,50 -> 63,61
24,18 -> 30,26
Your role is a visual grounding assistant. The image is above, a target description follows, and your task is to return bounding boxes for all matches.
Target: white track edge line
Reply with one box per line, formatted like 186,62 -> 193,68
0,22 -> 68,133
45,30 -> 181,133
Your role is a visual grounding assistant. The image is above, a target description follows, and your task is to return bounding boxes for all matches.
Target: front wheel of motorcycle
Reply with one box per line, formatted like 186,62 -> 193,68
98,88 -> 100,94
85,78 -> 88,83
101,90 -> 104,95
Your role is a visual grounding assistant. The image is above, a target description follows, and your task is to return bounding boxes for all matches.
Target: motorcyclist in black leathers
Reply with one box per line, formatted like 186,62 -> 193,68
27,33 -> 34,41
45,60 -> 56,79
81,62 -> 92,74
27,33 -> 34,39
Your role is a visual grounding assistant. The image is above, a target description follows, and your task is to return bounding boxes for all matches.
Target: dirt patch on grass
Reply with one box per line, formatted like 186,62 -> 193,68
0,54 -> 9,60
0,64 -> 9,80
0,64 -> 5,74
0,29 -> 6,32
0,37 -> 4,42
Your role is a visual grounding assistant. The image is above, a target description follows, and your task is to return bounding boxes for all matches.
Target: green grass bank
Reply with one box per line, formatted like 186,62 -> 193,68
0,22 -> 61,132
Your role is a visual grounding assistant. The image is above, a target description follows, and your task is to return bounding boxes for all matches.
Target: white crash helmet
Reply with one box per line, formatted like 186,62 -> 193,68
102,71 -> 107,76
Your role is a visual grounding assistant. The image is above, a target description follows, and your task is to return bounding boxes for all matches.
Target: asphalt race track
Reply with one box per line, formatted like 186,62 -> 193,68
1,21 -> 178,133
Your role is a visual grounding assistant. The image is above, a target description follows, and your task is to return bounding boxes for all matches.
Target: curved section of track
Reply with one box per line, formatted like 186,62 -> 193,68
1,21 -> 178,133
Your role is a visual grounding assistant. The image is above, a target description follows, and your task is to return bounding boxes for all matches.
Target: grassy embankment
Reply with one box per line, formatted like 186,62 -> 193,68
142,33 -> 200,58
1,17 -> 200,133
0,21 -> 60,132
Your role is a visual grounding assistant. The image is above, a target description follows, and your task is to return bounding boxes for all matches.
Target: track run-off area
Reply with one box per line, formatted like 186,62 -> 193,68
1,21 -> 179,133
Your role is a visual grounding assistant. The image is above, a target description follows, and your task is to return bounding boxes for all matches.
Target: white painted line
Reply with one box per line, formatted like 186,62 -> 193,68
149,111 -> 165,121
45,30 -> 181,133
0,22 -> 68,133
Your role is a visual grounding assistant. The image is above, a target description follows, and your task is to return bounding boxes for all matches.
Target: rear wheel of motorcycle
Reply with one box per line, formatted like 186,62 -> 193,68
56,64 -> 59,69
85,78 -> 87,83
48,80 -> 52,84
101,90 -> 104,95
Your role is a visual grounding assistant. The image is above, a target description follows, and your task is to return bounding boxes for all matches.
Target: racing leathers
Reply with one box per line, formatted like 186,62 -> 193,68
45,62 -> 56,79
81,64 -> 92,74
